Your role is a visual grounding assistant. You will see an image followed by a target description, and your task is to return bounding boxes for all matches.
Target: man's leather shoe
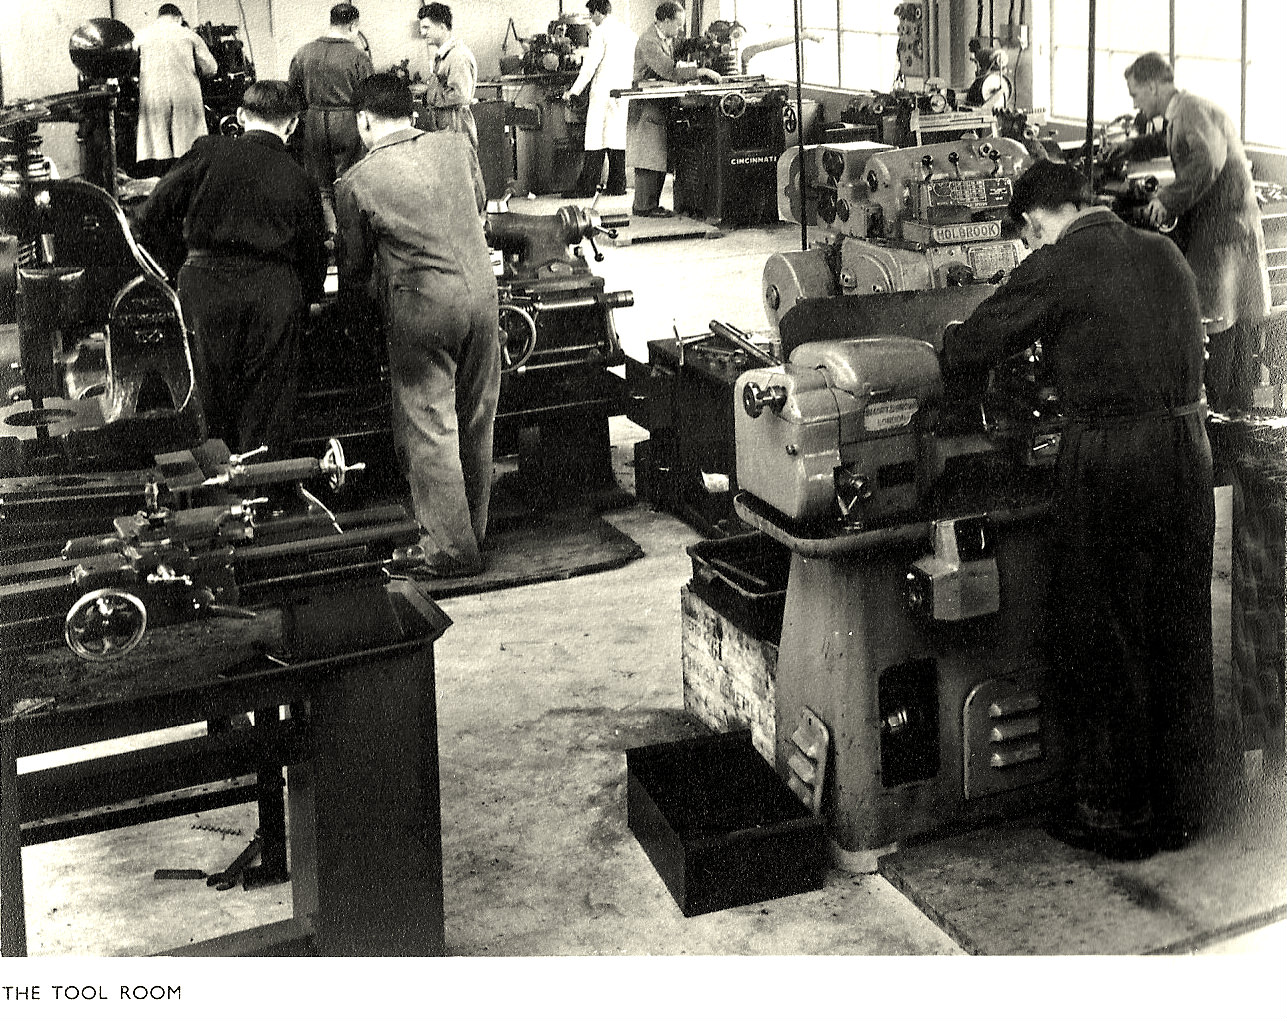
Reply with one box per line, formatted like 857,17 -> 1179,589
1043,814 -> 1158,861
604,186 -> 628,196
643,206 -> 675,218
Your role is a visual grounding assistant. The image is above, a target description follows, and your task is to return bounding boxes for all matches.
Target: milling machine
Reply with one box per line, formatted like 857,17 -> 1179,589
728,285 -> 1067,860
764,137 -> 1033,326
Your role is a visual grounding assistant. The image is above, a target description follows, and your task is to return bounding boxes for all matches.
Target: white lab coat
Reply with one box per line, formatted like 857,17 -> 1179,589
567,14 -> 636,150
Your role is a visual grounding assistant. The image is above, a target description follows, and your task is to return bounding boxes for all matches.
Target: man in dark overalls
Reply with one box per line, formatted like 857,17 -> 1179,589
943,161 -> 1217,861
134,80 -> 327,455
288,3 -> 374,237
336,73 -> 499,578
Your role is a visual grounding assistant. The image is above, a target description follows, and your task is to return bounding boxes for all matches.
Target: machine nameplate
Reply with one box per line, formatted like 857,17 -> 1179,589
864,398 -> 919,432
924,178 -> 1013,209
931,221 -> 1001,244
967,242 -> 1021,279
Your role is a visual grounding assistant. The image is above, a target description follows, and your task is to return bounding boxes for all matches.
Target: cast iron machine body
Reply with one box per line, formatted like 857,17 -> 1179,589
484,197 -> 636,501
764,138 -> 1032,326
0,102 -> 202,478
730,286 -> 1067,858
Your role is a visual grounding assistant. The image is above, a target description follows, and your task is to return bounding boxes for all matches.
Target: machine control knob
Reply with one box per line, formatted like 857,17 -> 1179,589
742,380 -> 788,419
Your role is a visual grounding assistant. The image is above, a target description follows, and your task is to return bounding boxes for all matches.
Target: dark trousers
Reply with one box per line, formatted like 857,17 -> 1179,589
385,269 -> 501,572
632,168 -> 666,214
1205,318 -> 1264,412
177,259 -> 304,456
572,149 -> 627,196
299,108 -> 365,236
1048,414 -> 1217,830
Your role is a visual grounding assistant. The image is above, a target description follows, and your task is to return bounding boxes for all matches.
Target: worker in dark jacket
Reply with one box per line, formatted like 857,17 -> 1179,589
288,3 -> 374,236
336,73 -> 498,578
1118,52 -> 1271,412
942,161 -> 1216,861
134,80 -> 327,455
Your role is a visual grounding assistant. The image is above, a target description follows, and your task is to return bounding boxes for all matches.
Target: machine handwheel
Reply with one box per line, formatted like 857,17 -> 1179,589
65,588 -> 148,662
782,104 -> 798,136
497,303 -> 539,372
719,91 -> 747,120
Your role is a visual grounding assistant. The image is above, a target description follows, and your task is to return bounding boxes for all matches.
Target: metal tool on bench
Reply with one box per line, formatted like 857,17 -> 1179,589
0,441 -> 418,662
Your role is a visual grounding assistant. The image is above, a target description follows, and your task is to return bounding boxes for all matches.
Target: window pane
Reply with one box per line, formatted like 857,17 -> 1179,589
1052,0 -> 1090,44
1175,0 -> 1241,59
839,31 -> 897,92
1051,45 -> 1089,120
802,0 -> 838,29
754,31 -> 839,88
1247,0 -> 1287,65
1173,57 -> 1242,127
1245,65 -> 1287,148
1107,0 -> 1169,51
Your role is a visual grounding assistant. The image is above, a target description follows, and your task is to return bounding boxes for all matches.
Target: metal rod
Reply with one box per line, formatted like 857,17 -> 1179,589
1239,0 -> 1248,140
1084,0 -> 1097,188
794,0 -> 808,253
708,320 -> 778,366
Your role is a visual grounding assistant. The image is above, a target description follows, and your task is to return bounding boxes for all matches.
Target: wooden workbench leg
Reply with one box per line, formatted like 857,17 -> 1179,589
289,645 -> 445,956
1,723 -> 27,956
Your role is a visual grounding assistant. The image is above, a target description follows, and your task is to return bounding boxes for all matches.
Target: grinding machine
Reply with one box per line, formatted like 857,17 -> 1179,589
765,136 -> 1033,325
729,285 -> 1068,860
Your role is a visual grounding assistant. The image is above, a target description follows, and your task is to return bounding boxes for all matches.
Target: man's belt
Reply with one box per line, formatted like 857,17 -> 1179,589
184,249 -> 293,267
1069,400 -> 1205,429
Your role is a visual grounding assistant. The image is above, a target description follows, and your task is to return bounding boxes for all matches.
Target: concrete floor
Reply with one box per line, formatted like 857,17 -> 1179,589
7,188 -> 1287,1017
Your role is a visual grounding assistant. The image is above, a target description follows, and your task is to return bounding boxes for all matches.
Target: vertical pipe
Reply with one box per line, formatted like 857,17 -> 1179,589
1168,0 -> 1175,68
1084,0 -> 1096,187
794,0 -> 808,252
1239,0 -> 1248,140
836,0 -> 842,87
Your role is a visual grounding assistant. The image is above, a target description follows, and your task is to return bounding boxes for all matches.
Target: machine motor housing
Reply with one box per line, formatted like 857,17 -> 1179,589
734,336 -> 943,526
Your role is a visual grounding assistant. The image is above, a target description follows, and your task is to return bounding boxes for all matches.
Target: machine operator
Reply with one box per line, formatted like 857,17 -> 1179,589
133,80 -> 327,457
336,73 -> 499,579
1113,52 -> 1271,414
416,3 -> 479,149
942,160 -> 1217,863
288,3 -> 374,240
628,2 -> 722,219
562,0 -> 637,199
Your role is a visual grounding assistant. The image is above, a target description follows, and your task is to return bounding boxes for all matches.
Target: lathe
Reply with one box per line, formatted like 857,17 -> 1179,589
728,286 -> 1067,860
483,194 -> 635,503
765,137 -> 1033,325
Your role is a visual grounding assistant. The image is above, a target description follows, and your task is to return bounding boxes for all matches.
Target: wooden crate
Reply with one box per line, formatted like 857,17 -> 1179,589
681,584 -> 779,763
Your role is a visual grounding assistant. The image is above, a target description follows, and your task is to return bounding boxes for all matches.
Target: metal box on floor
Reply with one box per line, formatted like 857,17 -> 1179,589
626,730 -> 826,916
686,532 -> 789,644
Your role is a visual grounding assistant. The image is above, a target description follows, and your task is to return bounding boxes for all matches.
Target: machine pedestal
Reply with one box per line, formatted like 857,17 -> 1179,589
738,494 -> 1067,853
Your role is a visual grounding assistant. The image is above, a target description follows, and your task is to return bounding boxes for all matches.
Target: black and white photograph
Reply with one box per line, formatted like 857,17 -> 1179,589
0,1 -> 1283,1018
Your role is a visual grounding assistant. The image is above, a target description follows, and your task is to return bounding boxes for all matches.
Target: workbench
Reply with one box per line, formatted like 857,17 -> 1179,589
1,577 -> 450,957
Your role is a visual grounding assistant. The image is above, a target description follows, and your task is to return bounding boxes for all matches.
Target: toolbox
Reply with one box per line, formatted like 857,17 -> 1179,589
626,730 -> 826,917
687,531 -> 790,644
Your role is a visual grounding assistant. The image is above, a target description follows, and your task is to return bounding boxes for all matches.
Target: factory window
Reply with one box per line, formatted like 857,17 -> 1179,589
730,0 -> 899,91
1049,0 -> 1287,149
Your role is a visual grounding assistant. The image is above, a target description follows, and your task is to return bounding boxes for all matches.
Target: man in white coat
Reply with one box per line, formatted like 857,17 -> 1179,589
561,0 -> 637,198
134,4 -> 218,174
